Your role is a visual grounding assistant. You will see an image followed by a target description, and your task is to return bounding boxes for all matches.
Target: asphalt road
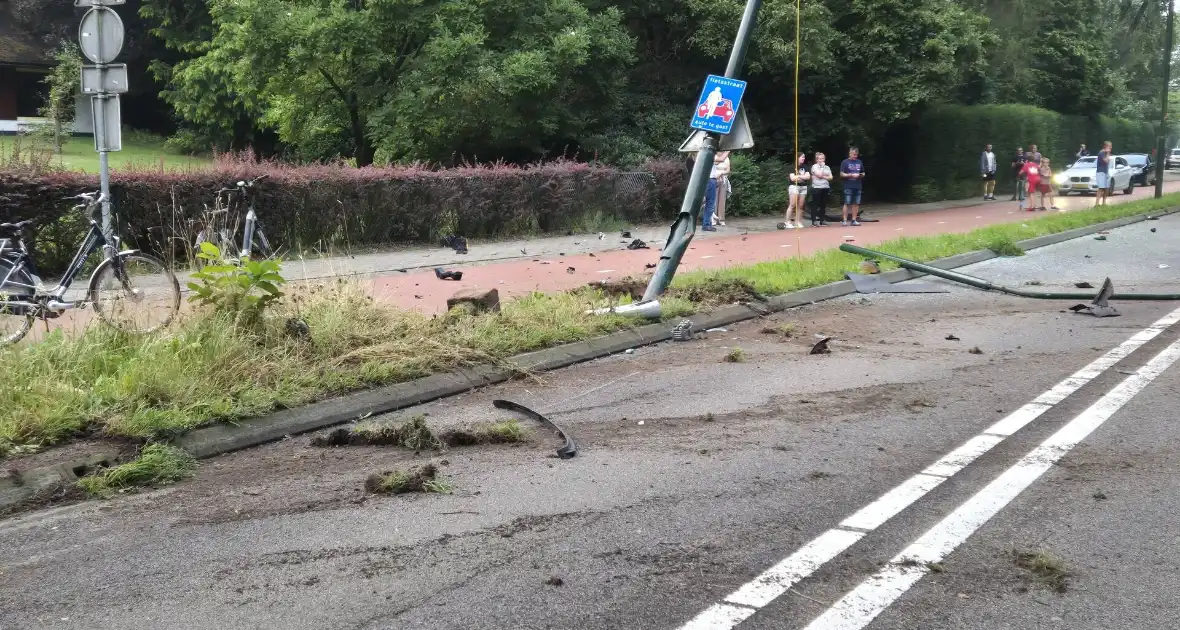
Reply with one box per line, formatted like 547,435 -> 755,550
1,215 -> 1179,630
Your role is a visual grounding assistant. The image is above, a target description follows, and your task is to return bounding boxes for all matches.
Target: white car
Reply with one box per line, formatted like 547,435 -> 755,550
1054,155 -> 1134,196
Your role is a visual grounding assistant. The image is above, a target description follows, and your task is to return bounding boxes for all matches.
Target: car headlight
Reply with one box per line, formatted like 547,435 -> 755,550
1053,174 -> 1067,184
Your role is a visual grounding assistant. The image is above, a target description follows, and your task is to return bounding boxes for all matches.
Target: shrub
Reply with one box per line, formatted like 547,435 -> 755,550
0,155 -> 685,275
894,104 -> 1155,202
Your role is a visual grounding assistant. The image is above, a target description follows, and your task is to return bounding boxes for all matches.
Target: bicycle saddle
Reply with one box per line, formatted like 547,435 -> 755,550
0,219 -> 33,233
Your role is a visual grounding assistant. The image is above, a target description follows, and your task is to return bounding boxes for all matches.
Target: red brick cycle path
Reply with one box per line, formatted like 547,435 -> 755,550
372,183 -> 1179,313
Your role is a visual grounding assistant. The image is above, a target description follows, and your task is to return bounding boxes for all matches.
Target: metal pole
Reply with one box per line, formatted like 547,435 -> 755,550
641,0 -> 764,302
1156,0 -> 1173,199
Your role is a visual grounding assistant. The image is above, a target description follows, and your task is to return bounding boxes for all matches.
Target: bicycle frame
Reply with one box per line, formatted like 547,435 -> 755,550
0,199 -> 128,316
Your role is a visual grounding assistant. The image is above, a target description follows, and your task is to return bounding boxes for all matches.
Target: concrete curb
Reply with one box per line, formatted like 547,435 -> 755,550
2,206 -> 1174,511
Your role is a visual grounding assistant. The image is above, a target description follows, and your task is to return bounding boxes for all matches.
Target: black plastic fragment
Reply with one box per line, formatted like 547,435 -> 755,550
492,399 -> 577,459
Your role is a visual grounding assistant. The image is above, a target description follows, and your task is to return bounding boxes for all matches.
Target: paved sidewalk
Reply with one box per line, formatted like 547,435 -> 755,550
329,179 -> 1180,313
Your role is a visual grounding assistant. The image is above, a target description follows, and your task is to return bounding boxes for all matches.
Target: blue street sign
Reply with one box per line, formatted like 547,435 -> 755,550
690,75 -> 748,135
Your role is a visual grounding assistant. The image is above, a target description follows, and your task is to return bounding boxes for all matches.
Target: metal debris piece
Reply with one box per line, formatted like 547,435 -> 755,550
968,346 -> 984,354
671,319 -> 694,341
845,272 -> 947,294
440,235 -> 468,254
492,399 -> 576,459
434,267 -> 463,281
706,327 -> 728,333
627,239 -> 649,250
945,334 -> 960,341
1075,282 -> 1094,288
621,230 -> 632,238
645,263 -> 658,269
810,337 -> 832,355
1069,277 -> 1121,317
566,266 -> 576,274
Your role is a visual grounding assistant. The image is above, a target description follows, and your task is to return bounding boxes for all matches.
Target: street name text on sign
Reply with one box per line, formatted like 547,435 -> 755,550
689,75 -> 748,135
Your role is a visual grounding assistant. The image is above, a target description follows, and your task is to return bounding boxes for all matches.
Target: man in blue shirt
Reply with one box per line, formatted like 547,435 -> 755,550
840,146 -> 865,226
1095,140 -> 1112,207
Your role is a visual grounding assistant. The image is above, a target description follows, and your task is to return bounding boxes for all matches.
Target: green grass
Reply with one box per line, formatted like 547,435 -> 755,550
0,193 -> 1175,456
76,444 -> 197,497
671,193 -> 1180,295
0,131 -> 212,173
1014,550 -> 1071,593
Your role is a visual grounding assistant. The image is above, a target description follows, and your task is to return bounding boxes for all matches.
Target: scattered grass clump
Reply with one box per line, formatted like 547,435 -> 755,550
760,322 -> 798,338
441,419 -> 532,446
76,444 -> 197,497
724,348 -> 747,363
985,235 -> 1025,257
364,464 -> 452,495
1014,550 -> 1071,593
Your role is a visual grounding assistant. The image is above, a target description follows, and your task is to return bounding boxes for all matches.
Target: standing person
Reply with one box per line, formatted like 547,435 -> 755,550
840,146 -> 865,226
712,151 -> 731,226
1010,146 -> 1026,201
1095,140 -> 1112,207
980,143 -> 997,200
1028,144 -> 1043,166
1018,156 -> 1042,212
810,152 -> 833,226
1037,158 -> 1057,211
699,151 -> 719,232
784,152 -> 810,229
1077,144 -> 1089,160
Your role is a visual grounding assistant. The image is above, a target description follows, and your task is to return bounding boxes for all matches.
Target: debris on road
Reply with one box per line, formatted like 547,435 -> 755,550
440,235 -> 469,254
545,576 -> 565,587
621,230 -> 632,238
627,239 -> 649,250
810,337 -> 832,355
945,334 -> 960,341
520,248 -> 527,255
645,262 -> 658,269
1074,282 -> 1094,289
492,399 -> 577,459
365,464 -> 451,495
968,346 -> 984,354
566,266 -> 576,274
1069,278 -> 1120,317
723,348 -> 746,363
706,327 -> 728,333
859,259 -> 881,274
447,288 -> 500,313
589,253 -> 596,258
598,232 -> 605,240
1160,264 -> 1171,269
434,267 -> 464,281
671,319 -> 694,341
1151,227 -> 1157,233
1094,235 -> 1107,241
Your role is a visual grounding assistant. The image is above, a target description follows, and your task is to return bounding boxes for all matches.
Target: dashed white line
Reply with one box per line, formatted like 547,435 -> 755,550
804,335 -> 1180,630
673,305 -> 1180,630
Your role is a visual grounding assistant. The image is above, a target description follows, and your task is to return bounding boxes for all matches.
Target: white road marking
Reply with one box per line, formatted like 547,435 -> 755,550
804,335 -> 1180,630
673,305 -> 1180,630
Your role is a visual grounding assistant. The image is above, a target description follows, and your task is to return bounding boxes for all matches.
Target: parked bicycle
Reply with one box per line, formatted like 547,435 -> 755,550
194,175 -> 274,263
0,192 -> 181,345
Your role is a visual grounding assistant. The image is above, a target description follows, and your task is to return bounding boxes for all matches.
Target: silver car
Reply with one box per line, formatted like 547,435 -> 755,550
1054,155 -> 1134,196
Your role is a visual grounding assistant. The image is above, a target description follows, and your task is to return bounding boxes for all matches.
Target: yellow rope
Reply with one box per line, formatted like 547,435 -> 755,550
794,0 -> 801,167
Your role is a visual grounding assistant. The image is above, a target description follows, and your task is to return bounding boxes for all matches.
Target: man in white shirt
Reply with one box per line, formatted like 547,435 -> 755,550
980,144 -> 997,200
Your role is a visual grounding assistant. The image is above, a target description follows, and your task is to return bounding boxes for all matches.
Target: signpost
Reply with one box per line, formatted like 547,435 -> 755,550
76,0 -> 128,241
640,0 -> 763,303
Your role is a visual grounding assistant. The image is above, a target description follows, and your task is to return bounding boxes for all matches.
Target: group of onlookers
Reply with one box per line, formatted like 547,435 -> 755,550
781,147 -> 866,228
979,141 -> 1115,211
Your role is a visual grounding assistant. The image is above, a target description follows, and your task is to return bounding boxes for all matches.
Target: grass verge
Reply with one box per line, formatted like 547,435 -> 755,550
1,192 -> 1176,456
76,444 -> 197,497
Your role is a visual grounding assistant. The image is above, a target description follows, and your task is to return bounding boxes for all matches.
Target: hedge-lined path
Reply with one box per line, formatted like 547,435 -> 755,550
16,178 -> 1180,341
364,179 -> 1180,313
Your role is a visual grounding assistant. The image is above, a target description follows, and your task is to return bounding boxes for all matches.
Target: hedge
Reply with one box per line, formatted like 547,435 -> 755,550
0,157 -> 689,274
893,104 -> 1156,202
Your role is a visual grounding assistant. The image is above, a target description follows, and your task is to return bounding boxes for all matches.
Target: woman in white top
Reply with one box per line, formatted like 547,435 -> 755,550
809,152 -> 833,226
784,152 -> 810,229
712,152 -> 732,226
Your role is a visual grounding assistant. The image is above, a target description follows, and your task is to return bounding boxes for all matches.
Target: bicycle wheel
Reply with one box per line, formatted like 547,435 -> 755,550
0,261 -> 35,345
88,253 -> 181,334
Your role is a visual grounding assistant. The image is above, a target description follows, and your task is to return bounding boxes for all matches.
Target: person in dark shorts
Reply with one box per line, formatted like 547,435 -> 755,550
1010,146 -> 1026,201
980,144 -> 997,200
840,147 -> 865,226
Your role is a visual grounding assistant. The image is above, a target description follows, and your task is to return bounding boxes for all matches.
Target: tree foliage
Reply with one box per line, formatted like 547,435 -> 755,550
130,0 -> 1177,165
